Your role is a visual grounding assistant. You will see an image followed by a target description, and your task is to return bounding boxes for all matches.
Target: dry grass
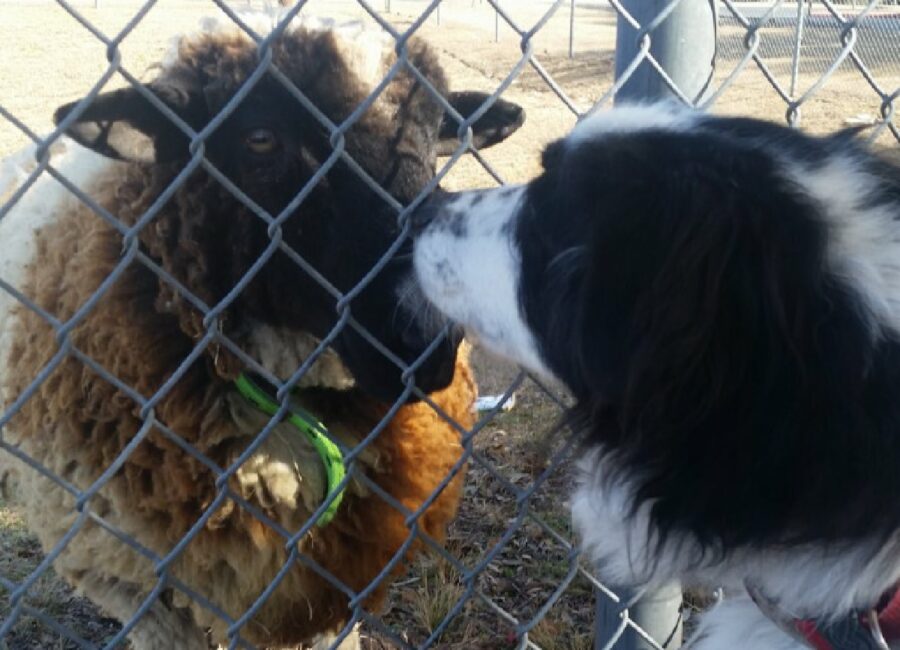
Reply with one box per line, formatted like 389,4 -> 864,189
0,500 -> 122,649
529,617 -> 593,650
362,361 -> 595,649
0,0 -> 898,648
404,562 -> 465,639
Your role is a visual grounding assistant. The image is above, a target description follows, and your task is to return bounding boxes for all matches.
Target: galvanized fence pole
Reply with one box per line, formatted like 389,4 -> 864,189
613,0 -> 717,105
595,1 -> 717,648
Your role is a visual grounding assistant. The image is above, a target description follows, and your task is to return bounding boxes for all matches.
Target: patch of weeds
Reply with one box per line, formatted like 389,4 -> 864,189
406,559 -> 466,640
0,500 -> 121,648
528,615 -> 593,650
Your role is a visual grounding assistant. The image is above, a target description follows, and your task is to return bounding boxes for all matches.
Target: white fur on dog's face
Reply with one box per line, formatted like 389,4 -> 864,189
412,103 -> 700,381
413,185 -> 551,378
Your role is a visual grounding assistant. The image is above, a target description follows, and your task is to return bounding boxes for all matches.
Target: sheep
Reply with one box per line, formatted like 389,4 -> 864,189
0,11 -> 524,649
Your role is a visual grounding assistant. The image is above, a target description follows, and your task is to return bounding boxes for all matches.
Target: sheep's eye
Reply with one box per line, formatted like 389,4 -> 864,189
244,129 -> 278,154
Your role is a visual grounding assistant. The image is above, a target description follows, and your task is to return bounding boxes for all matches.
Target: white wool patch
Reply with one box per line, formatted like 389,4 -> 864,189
227,390 -> 378,528
0,139 -> 115,407
243,321 -> 355,390
0,143 -> 55,205
227,391 -> 328,522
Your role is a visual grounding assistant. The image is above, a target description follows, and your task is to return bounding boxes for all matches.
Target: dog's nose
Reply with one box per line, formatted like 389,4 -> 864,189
410,191 -> 453,236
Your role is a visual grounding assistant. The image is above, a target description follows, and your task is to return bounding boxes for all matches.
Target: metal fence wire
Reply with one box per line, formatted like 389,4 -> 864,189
0,1 -> 897,649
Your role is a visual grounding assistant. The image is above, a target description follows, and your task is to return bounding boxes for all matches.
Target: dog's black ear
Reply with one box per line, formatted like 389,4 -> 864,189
830,123 -> 872,144
573,135 -> 829,415
436,92 -> 525,155
570,132 -> 878,546
54,76 -> 208,163
541,138 -> 567,171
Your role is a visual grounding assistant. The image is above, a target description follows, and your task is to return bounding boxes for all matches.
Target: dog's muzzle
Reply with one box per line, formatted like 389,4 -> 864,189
409,190 -> 455,236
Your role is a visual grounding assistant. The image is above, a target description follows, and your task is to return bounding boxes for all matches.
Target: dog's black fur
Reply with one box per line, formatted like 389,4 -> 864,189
414,105 -> 900,569
517,119 -> 900,552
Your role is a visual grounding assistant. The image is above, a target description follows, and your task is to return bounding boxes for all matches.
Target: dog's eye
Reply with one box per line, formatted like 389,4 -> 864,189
244,128 -> 278,155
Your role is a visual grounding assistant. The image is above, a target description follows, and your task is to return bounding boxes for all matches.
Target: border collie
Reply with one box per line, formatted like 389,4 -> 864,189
411,103 -> 900,649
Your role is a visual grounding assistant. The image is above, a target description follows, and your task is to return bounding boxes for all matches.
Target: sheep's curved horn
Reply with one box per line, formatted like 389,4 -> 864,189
54,80 -> 206,163
436,92 -> 525,156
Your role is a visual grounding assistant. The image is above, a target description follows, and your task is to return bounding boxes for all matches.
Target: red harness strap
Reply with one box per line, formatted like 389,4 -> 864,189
875,587 -> 900,642
793,618 -> 844,650
748,582 -> 900,650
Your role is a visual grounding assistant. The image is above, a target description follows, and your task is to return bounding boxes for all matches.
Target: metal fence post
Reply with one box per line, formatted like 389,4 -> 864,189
613,0 -> 717,105
596,583 -> 684,650
595,2 -> 717,648
596,586 -> 636,650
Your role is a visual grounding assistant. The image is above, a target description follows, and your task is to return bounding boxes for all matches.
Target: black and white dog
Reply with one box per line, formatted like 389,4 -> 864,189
412,103 -> 900,649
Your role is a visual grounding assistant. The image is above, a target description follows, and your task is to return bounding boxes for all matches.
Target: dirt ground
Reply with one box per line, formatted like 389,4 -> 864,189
2,1 -> 896,168
0,1 -> 898,648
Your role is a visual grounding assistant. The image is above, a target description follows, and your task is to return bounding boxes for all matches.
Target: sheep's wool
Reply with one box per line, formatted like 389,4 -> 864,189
0,12 -> 475,648
0,139 -> 115,406
0,139 -> 356,392
164,9 -> 395,90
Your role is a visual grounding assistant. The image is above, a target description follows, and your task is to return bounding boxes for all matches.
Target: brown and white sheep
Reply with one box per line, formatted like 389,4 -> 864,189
0,12 -> 524,649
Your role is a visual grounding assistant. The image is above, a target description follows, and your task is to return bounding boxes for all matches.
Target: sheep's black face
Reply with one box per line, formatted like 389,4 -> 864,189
52,29 -> 525,403
199,84 -> 467,403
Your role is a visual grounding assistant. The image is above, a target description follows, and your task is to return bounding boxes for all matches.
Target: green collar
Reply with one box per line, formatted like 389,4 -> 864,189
234,373 -> 346,527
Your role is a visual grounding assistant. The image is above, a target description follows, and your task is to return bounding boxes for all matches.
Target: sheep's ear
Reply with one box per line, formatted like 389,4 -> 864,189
53,84 -> 206,163
437,92 -> 525,155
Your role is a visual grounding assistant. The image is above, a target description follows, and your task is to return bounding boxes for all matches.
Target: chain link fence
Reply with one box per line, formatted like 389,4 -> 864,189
713,1 -> 900,127
717,4 -> 900,79
0,1 -> 897,649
